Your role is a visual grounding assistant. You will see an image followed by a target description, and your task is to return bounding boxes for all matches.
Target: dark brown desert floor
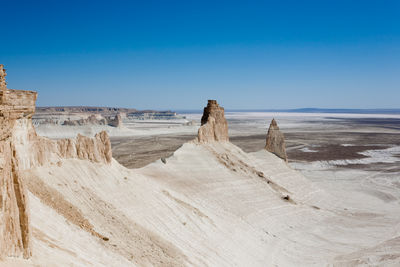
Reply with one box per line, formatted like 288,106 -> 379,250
111,134 -> 196,168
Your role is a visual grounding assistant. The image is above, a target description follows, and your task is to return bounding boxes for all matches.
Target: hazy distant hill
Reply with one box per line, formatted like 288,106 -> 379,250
36,106 -> 138,115
179,108 -> 400,115
288,108 -> 400,114
36,106 -> 177,116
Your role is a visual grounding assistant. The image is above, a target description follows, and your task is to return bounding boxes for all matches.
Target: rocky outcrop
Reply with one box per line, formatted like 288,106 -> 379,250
63,114 -> 107,126
0,64 -> 6,92
62,113 -> 123,128
12,123 -> 112,169
107,113 -> 123,128
265,119 -> 287,162
0,65 -> 112,259
197,100 -> 229,143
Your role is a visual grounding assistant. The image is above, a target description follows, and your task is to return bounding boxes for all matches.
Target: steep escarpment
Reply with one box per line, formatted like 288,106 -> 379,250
0,65 -> 112,260
0,64 -> 34,259
265,119 -> 288,162
197,100 -> 229,143
0,134 -> 32,259
13,117 -> 112,169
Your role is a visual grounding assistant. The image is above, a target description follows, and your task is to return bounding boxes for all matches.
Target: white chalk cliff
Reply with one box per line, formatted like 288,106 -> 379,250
0,65 -> 111,261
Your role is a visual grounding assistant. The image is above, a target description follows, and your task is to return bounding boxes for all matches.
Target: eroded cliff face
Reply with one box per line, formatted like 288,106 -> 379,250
12,117 -> 112,170
197,100 -> 229,143
0,138 -> 31,259
0,65 -> 35,258
0,64 -> 112,259
265,119 -> 288,162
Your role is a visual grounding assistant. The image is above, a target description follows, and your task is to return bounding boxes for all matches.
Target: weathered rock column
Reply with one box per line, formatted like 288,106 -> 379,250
0,65 -> 7,102
197,100 -> 229,143
108,113 -> 123,128
265,119 -> 288,162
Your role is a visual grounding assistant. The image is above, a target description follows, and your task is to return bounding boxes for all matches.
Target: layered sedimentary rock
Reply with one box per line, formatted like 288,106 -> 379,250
0,65 -> 112,259
63,114 -> 107,126
36,106 -> 137,114
0,64 -> 34,258
12,118 -> 112,169
197,100 -> 229,143
34,107 -> 182,126
265,119 -> 288,162
127,111 -> 179,120
61,113 -> 123,128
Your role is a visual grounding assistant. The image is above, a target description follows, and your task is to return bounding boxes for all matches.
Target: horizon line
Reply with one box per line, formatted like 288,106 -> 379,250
35,106 -> 400,115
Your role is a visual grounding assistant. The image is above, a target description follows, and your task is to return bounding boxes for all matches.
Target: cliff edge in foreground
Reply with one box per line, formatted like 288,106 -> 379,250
0,64 -> 34,258
0,64 -> 112,260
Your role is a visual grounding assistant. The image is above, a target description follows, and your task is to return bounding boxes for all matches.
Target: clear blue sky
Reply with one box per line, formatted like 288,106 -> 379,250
1,0 -> 399,109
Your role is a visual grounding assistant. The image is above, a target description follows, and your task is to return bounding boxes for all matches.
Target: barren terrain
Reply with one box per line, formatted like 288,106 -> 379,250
110,113 -> 400,172
2,91 -> 400,266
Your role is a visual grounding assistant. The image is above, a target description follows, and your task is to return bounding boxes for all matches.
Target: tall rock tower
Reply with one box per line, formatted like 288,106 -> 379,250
0,64 -> 6,89
197,100 -> 229,143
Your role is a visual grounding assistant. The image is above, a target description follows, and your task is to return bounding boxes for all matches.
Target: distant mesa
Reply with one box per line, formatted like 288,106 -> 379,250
63,114 -> 107,126
197,100 -> 229,143
265,119 -> 288,162
33,107 -> 182,127
62,113 -> 124,128
36,106 -> 137,115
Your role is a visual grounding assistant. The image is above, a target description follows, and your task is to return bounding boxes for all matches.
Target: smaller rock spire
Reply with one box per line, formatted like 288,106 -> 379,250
108,113 -> 123,128
197,100 -> 229,143
265,119 -> 288,162
1,64 -> 7,103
